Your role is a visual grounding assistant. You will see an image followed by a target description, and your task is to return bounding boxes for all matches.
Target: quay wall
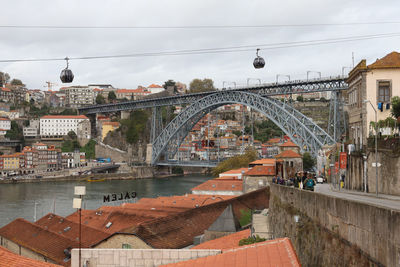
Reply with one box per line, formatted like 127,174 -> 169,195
268,184 -> 400,267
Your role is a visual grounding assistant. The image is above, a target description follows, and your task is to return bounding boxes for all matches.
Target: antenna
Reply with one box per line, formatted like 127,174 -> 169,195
352,52 -> 355,68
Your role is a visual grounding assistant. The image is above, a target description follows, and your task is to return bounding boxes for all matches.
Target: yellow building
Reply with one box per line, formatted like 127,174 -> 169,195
0,153 -> 21,170
101,121 -> 120,140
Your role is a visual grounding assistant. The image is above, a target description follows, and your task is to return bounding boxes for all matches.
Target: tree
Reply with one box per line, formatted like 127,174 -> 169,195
10,79 -> 24,86
0,71 -> 10,86
302,152 -> 316,171
296,95 -> 304,102
212,149 -> 257,176
163,79 -> 177,93
391,96 -> 400,119
5,121 -> 23,140
67,130 -> 77,140
108,91 -> 117,101
96,94 -> 106,104
189,78 -> 215,93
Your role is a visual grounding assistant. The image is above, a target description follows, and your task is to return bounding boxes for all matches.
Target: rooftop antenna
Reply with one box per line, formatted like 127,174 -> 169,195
352,52 -> 355,68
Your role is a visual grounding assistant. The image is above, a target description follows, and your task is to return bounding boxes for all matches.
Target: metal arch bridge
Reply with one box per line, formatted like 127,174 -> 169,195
78,77 -> 347,114
151,91 -> 335,165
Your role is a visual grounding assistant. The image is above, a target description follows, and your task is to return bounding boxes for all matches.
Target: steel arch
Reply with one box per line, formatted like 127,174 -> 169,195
151,91 -> 335,164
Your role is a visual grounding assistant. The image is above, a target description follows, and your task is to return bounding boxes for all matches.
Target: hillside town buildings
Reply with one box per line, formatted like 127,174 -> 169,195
39,115 -> 90,139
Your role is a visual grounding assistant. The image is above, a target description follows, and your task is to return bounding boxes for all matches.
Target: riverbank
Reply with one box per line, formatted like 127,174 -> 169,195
0,166 -> 211,184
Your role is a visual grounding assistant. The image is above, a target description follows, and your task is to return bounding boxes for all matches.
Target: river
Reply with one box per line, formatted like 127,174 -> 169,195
0,174 -> 213,227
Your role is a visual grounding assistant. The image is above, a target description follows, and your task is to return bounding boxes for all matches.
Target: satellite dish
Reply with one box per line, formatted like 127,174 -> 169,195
253,48 -> 265,69
60,57 -> 74,83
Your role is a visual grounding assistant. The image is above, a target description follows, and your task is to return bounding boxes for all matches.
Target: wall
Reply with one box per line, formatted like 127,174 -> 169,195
0,237 -> 52,263
243,176 -> 271,193
347,150 -> 400,196
95,234 -> 152,249
71,248 -> 220,267
268,184 -> 400,267
95,142 -> 129,163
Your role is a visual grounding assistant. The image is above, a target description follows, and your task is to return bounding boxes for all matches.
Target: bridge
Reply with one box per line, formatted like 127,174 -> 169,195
79,77 -> 348,167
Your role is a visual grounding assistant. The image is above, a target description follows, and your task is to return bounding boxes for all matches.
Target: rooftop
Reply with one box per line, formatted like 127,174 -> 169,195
191,229 -> 250,250
191,179 -> 243,192
280,141 -> 299,147
0,246 -> 61,267
275,150 -> 302,158
0,218 -> 79,266
249,158 -> 276,166
368,51 -> 400,69
219,168 -> 249,176
161,238 -> 300,267
41,115 -> 88,120
244,165 -> 276,176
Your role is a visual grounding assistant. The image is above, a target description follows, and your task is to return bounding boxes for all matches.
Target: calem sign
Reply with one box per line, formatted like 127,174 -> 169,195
103,192 -> 137,203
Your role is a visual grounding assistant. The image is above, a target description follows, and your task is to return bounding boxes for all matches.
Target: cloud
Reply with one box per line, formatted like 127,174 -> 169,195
0,0 -> 399,89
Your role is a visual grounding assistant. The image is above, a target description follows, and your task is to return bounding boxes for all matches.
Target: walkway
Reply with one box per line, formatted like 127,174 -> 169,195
314,183 -> 400,211
252,209 -> 273,239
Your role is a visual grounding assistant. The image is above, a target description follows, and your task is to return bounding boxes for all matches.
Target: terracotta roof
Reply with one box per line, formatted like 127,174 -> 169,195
191,229 -> 250,250
133,188 -> 269,249
102,121 -> 120,127
219,168 -> 248,175
368,51 -> 400,69
135,194 -> 233,209
0,246 -> 61,267
191,179 -> 243,192
0,117 -> 10,121
280,141 -> 299,147
116,88 -> 150,94
275,150 -> 302,158
147,84 -> 163,88
249,158 -> 276,165
215,175 -> 239,180
1,87 -> 11,92
0,218 -> 79,266
266,138 -> 281,144
35,213 -> 111,248
161,238 -> 300,267
244,166 -> 275,176
40,115 -> 88,120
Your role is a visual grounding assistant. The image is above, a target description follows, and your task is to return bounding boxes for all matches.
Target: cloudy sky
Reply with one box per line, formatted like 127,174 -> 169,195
0,0 -> 399,90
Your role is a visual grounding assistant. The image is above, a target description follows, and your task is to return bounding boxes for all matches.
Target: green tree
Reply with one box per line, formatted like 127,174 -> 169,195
163,79 -> 177,93
120,110 -> 150,144
296,95 -> 304,102
0,71 -> 10,86
302,152 -> 316,171
5,121 -> 23,140
61,140 -> 80,152
391,96 -> 400,119
253,119 -> 283,143
96,94 -> 106,104
80,139 -> 96,159
189,78 -> 215,93
10,79 -> 24,86
67,130 -> 77,140
212,149 -> 257,176
108,91 -> 117,101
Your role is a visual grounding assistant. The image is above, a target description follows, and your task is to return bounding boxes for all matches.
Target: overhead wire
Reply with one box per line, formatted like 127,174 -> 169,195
0,32 -> 399,63
0,21 -> 400,29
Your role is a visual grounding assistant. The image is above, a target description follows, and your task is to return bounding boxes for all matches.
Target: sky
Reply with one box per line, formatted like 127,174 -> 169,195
0,0 -> 399,90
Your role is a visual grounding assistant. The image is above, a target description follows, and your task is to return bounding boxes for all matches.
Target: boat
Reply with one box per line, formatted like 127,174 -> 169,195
86,176 -> 105,182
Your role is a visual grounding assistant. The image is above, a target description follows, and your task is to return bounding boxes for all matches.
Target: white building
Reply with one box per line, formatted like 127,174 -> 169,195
40,115 -> 90,138
0,117 -> 11,131
23,119 -> 40,138
147,84 -> 165,94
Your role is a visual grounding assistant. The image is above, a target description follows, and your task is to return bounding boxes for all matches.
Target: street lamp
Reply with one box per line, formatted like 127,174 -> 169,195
247,78 -> 261,86
73,186 -> 86,267
363,100 -> 378,197
276,74 -> 290,83
306,71 -> 321,80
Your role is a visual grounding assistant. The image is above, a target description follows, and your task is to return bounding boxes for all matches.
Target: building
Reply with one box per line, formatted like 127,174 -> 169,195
0,117 -> 11,131
0,246 -> 61,267
275,150 -> 303,179
40,115 -> 90,138
62,86 -> 95,108
243,165 -> 276,192
23,119 -> 40,138
279,140 -> 300,154
0,153 -> 22,171
115,87 -> 151,100
101,121 -> 120,140
346,51 -> 400,148
61,151 -> 86,168
0,87 -> 13,102
147,84 -> 165,94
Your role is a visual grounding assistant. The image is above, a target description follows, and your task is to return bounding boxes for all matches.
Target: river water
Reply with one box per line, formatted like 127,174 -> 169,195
0,174 -> 212,227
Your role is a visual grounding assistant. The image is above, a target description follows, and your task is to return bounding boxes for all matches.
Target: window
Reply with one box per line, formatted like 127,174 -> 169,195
377,81 -> 391,103
122,244 -> 131,249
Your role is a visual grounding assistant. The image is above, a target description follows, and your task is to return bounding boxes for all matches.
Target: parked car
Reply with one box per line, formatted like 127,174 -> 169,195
316,177 -> 324,184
